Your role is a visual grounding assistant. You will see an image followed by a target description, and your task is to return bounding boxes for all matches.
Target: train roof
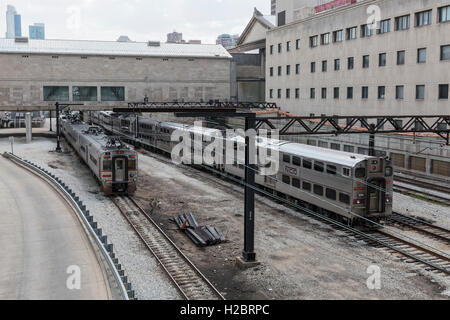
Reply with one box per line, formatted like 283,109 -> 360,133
64,120 -> 132,152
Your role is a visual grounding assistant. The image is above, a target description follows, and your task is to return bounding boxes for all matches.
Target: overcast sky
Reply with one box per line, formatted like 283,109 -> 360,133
0,0 -> 270,43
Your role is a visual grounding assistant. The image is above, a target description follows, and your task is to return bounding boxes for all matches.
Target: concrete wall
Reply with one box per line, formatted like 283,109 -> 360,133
0,53 -> 231,111
267,0 -> 450,117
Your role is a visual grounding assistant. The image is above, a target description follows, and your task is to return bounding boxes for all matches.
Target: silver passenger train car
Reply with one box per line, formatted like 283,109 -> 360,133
91,111 -> 393,224
61,113 -> 138,195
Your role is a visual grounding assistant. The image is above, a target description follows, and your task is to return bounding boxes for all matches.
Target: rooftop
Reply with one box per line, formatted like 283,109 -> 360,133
0,38 -> 232,59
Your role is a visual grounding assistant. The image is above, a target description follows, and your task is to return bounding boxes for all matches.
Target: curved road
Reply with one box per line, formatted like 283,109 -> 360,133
0,156 -> 112,300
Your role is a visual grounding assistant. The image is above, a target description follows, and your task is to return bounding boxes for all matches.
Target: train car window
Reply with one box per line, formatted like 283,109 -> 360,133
292,156 -> 301,166
282,175 -> 291,184
302,181 -> 312,191
283,154 -> 291,164
292,178 -> 301,189
313,185 -> 324,196
303,159 -> 312,169
355,168 -> 366,178
339,193 -> 351,205
386,166 -> 393,177
117,161 -> 123,170
327,165 -> 337,175
103,160 -> 112,171
326,188 -> 337,200
314,162 -> 324,172
343,168 -> 351,177
128,160 -> 136,170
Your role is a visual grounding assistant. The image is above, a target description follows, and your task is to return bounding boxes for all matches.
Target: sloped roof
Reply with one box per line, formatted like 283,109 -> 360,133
236,8 -> 275,47
0,38 -> 232,59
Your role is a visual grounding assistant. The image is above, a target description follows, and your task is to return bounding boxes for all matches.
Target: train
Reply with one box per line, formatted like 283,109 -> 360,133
90,111 -> 393,224
60,112 -> 138,195
0,111 -> 46,128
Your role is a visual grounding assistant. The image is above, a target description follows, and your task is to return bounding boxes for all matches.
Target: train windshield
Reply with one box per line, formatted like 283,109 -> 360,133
355,168 -> 366,178
103,160 -> 112,171
128,160 -> 136,170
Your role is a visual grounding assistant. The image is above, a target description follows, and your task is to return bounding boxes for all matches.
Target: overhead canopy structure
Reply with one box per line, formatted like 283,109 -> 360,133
228,8 -> 275,53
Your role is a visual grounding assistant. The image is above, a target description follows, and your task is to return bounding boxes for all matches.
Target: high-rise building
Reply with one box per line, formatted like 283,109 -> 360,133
271,0 -> 277,15
5,5 -> 20,38
167,31 -> 183,43
29,23 -> 45,40
216,34 -> 240,49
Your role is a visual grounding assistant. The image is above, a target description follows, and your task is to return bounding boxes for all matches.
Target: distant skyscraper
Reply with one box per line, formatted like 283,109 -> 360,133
29,23 -> 45,39
167,31 -> 183,43
271,0 -> 277,15
117,35 -> 132,42
216,34 -> 239,49
5,5 -> 20,38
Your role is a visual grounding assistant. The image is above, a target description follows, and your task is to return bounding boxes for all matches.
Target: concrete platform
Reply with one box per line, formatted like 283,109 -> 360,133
0,156 -> 112,300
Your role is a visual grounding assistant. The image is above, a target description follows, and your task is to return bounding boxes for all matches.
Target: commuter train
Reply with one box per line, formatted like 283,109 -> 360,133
61,112 -> 138,195
91,111 -> 393,224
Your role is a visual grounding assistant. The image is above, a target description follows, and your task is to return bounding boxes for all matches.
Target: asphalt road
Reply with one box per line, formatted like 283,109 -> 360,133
0,156 -> 112,300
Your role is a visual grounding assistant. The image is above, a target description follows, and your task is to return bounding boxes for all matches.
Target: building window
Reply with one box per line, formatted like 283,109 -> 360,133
270,67 -> 274,77
278,66 -> 282,76
73,86 -> 98,101
43,86 -> 69,101
269,89 -> 273,99
397,51 -> 406,65
295,88 -> 300,99
333,30 -> 343,42
379,53 -> 387,67
334,87 -> 339,99
379,19 -> 391,34
101,87 -> 125,101
310,35 -> 318,48
348,57 -> 354,70
286,89 -> 290,99
278,43 -> 282,53
361,24 -> 374,37
416,10 -> 432,26
362,86 -> 369,99
296,64 -> 300,74
310,88 -> 316,99
311,62 -> 316,73
270,45 -> 274,55
321,88 -> 327,99
363,55 -> 370,68
378,86 -> 386,99
417,48 -> 427,63
396,85 -> 404,99
334,59 -> 340,71
277,89 -> 282,99
441,45 -> 450,61
395,15 -> 410,30
347,87 -> 353,99
416,85 -> 425,99
322,60 -> 327,72
439,5 -> 450,23
346,26 -> 357,40
439,84 -> 449,99
296,39 -> 301,49
286,65 -> 291,75
286,41 -> 291,52
321,33 -> 330,45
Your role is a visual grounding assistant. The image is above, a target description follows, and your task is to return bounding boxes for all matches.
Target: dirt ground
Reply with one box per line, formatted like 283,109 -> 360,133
133,149 -> 450,300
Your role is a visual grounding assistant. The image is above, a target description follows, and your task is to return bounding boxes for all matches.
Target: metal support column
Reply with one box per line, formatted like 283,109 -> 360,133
56,102 -> 61,152
242,114 -> 256,263
49,110 -> 53,132
369,124 -> 376,157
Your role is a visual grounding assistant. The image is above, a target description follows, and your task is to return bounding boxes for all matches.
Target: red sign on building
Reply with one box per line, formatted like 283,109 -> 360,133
315,0 -> 357,14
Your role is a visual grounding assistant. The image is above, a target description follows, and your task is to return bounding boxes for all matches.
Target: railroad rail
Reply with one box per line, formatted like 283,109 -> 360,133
393,175 -> 450,206
388,212 -> 450,245
111,196 -> 224,300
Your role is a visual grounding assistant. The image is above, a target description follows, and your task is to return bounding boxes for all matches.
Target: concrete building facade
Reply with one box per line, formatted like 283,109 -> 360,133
0,38 -> 232,111
266,0 -> 450,117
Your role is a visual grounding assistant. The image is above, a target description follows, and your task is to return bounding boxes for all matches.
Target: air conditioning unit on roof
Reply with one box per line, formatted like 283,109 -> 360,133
147,41 -> 161,47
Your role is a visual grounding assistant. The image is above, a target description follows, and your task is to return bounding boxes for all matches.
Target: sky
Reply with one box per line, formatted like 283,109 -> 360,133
0,0 -> 270,44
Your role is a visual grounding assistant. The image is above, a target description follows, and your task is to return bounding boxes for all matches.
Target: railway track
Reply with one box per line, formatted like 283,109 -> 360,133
111,196 -> 224,300
394,175 -> 450,207
388,212 -> 450,245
